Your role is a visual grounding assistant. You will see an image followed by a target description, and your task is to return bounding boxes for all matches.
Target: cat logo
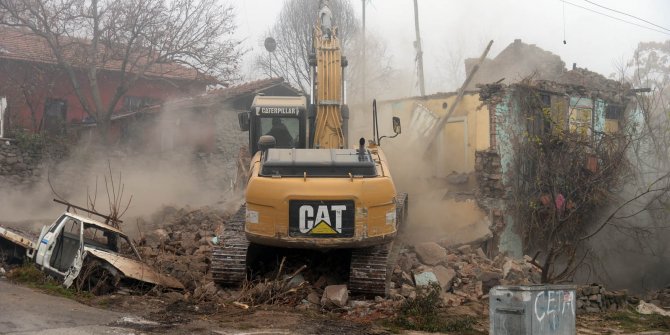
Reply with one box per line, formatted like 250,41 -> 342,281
299,205 -> 346,235
289,200 -> 354,238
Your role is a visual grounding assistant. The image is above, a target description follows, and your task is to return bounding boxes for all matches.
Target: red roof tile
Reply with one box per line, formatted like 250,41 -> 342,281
207,77 -> 297,99
0,27 -> 216,83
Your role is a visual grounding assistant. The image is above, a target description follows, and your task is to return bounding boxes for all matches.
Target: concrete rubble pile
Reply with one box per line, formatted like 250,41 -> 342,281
137,206 -> 231,301
132,207 -> 649,318
646,286 -> 670,310
389,241 -> 541,307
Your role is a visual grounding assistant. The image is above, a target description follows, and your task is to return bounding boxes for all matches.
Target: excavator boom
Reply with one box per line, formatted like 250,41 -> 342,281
310,16 -> 346,149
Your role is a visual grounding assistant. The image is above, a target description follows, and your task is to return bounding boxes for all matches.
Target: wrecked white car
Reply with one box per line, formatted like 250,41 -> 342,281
0,202 -> 183,294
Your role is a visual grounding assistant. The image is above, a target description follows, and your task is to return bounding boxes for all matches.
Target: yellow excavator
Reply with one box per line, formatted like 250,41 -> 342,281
211,2 -> 407,295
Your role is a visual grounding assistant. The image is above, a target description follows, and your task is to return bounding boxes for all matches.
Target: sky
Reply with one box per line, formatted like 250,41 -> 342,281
232,0 -> 670,96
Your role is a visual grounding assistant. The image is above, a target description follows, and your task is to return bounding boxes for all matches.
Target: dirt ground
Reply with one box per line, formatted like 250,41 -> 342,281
86,294 -> 670,335
86,293 -> 393,335
4,267 -> 670,335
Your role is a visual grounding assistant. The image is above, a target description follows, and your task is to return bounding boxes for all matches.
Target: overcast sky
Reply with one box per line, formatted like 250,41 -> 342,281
233,0 -> 670,95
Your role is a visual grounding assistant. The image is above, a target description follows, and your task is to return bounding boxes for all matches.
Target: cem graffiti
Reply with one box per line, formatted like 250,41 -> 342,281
534,289 -> 575,332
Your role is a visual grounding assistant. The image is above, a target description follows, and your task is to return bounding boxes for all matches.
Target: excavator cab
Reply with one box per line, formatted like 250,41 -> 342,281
239,95 -> 308,155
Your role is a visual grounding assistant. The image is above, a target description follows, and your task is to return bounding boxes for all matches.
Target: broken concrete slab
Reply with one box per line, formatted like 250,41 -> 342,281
414,242 -> 447,266
413,271 -> 438,287
321,285 -> 348,308
637,301 -> 670,317
432,265 -> 457,291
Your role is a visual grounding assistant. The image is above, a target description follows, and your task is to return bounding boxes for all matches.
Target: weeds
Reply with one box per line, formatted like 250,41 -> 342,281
604,310 -> 670,331
389,283 -> 482,334
7,263 -> 92,300
10,130 -> 44,152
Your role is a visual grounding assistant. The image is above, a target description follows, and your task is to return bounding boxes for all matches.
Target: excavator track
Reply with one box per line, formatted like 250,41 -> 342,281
349,243 -> 392,296
211,204 -> 249,286
349,193 -> 408,296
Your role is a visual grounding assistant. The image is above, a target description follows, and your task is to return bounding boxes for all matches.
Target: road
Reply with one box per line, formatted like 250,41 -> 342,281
0,278 -> 317,335
0,278 -> 133,335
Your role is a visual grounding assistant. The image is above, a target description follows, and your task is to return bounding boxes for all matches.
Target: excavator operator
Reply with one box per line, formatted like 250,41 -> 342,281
266,118 -> 294,147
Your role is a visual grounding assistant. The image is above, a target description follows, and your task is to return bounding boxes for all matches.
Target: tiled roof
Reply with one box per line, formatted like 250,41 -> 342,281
0,27 -> 217,83
113,77 -> 300,119
207,77 -> 299,99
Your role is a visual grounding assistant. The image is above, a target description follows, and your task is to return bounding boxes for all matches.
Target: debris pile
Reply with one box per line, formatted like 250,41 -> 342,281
390,241 -> 541,307
238,259 -> 309,306
576,284 -> 634,313
645,286 -> 670,310
137,206 -> 226,295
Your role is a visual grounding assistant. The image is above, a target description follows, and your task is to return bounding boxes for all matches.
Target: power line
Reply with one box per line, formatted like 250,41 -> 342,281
561,0 -> 670,36
582,0 -> 670,33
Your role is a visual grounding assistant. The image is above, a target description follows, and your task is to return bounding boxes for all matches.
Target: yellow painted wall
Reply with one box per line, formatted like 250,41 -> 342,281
604,119 -> 619,133
378,93 -> 490,175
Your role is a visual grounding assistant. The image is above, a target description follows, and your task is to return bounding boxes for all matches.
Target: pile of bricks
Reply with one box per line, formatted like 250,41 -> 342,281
389,241 -> 541,307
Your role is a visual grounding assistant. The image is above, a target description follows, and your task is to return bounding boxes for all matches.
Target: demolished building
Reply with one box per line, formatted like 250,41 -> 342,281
377,39 -> 639,262
476,70 -> 635,259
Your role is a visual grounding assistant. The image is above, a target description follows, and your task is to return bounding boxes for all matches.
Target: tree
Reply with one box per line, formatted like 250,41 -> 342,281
0,0 -> 242,142
629,41 -> 670,173
256,0 -> 358,92
507,87 -> 633,283
590,40 -> 670,289
344,29 -> 397,105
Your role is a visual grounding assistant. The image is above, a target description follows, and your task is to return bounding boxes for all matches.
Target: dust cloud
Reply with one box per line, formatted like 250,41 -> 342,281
348,94 -> 491,247
0,103 -> 241,235
386,143 -> 490,246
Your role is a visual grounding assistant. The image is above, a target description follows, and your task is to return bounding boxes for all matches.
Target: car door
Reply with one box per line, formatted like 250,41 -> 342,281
44,216 -> 82,275
63,220 -> 87,287
35,215 -> 67,267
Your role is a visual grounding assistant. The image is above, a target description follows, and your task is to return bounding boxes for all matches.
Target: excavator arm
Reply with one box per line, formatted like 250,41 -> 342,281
310,11 -> 347,149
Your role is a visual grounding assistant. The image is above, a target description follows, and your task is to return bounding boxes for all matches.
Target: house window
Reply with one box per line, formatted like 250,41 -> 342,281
605,104 -> 623,133
606,105 -> 623,120
44,98 -> 67,136
124,96 -> 160,112
569,107 -> 593,136
540,93 -> 551,107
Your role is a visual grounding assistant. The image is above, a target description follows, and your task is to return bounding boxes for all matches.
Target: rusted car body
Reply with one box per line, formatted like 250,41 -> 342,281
1,210 -> 182,292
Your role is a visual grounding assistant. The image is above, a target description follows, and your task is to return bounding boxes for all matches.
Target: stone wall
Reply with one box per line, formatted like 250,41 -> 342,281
576,284 -> 634,313
0,140 -> 43,188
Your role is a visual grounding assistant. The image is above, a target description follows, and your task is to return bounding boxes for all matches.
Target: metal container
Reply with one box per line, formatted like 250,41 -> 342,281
489,285 -> 576,335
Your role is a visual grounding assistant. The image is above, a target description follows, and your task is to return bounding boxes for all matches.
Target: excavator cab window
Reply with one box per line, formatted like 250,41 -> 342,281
259,117 -> 300,148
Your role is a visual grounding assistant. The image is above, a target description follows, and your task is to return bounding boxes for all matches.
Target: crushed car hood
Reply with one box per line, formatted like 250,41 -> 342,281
86,248 -> 184,290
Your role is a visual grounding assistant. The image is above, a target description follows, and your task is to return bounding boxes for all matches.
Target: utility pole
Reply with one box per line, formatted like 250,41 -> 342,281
413,0 -> 425,96
362,0 -> 366,107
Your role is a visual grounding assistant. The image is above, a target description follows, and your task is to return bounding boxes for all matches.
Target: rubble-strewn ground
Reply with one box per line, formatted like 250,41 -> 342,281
3,204 -> 670,334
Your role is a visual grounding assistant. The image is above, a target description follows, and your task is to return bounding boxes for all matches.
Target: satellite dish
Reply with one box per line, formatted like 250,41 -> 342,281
264,37 -> 277,52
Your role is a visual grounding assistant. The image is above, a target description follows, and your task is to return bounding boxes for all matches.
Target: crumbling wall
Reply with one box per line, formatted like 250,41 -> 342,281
210,109 -> 247,189
476,75 -> 637,284
474,149 -> 504,199
474,149 -> 510,257
0,141 -> 44,188
475,84 -> 524,259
